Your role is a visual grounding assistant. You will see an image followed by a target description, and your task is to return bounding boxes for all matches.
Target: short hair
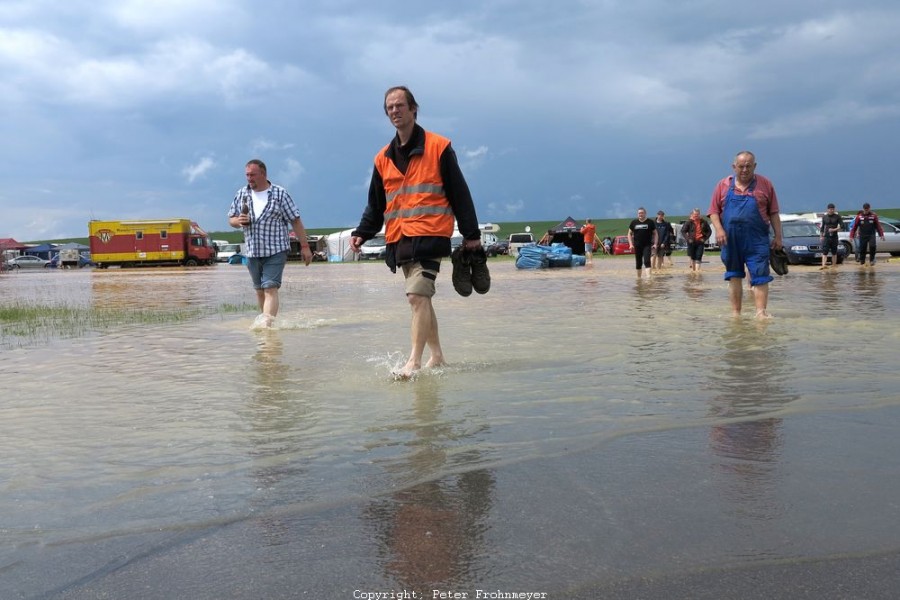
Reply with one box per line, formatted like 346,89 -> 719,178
585,218 -> 592,223
863,202 -> 871,209
827,203 -> 835,209
246,159 -> 267,174
637,207 -> 646,212
734,150 -> 756,163
657,211 -> 665,216
383,86 -> 418,119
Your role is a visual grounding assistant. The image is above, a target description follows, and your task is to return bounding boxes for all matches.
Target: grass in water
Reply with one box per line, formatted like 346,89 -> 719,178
0,301 -> 257,349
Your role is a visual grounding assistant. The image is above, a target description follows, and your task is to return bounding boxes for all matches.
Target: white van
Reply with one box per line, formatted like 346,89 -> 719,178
216,243 -> 243,262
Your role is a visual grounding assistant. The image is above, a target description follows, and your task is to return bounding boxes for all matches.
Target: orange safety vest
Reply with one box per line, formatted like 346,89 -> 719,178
374,131 -> 456,244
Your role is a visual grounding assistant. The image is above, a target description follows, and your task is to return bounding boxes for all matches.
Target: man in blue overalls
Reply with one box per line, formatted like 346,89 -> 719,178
708,151 -> 784,319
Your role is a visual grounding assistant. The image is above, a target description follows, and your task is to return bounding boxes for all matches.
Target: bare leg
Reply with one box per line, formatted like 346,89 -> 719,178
728,278 -> 743,316
262,288 -> 280,317
399,294 -> 445,376
753,283 -> 771,319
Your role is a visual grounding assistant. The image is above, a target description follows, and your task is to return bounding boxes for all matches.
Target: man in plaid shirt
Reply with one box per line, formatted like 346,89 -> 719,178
228,159 -> 312,328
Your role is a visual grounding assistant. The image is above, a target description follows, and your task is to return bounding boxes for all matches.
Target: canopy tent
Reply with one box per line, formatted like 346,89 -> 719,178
550,216 -> 582,232
0,238 -> 27,251
535,217 -> 585,255
56,242 -> 90,252
24,243 -> 58,259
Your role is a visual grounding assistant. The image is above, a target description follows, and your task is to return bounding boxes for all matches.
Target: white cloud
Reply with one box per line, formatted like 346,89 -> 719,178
487,198 -> 525,217
279,158 -> 305,186
460,145 -> 489,171
182,156 -> 216,183
0,28 -> 318,110
109,0 -> 244,32
749,99 -> 900,139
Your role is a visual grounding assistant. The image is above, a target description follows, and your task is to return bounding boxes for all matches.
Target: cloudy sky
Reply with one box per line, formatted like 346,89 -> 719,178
3,0 -> 899,241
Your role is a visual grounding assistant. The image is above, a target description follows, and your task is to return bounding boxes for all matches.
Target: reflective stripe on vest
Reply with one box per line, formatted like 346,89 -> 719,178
375,131 -> 456,243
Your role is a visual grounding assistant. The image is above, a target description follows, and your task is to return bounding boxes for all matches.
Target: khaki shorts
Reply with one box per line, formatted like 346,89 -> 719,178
401,259 -> 441,297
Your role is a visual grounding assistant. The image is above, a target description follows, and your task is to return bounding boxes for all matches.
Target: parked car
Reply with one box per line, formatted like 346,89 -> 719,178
837,217 -> 900,258
6,255 -> 51,269
507,232 -> 535,257
612,235 -> 634,255
215,243 -> 243,263
358,235 -> 387,260
782,220 -> 847,265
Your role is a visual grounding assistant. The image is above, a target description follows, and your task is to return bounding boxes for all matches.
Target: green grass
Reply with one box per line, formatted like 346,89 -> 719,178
0,301 -> 258,349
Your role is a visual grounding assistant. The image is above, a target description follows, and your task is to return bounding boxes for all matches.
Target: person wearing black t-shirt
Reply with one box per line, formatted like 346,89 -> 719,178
628,207 -> 657,277
819,203 -> 844,269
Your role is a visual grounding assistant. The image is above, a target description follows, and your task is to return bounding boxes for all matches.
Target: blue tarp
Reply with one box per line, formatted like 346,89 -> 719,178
515,243 -> 584,269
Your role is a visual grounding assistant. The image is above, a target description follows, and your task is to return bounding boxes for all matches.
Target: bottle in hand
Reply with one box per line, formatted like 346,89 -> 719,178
241,198 -> 250,224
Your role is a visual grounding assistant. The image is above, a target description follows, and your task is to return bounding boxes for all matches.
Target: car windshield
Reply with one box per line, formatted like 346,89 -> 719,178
362,237 -> 385,247
782,222 -> 820,237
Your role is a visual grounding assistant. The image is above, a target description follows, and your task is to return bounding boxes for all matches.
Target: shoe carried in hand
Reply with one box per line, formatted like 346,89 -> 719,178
769,247 -> 789,276
469,246 -> 491,294
451,246 -> 473,296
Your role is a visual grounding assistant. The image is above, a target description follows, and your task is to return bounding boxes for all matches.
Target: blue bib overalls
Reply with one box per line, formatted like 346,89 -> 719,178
720,178 -> 773,287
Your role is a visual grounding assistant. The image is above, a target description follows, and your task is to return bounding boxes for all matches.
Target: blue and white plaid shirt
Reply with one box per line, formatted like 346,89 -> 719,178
228,183 -> 301,258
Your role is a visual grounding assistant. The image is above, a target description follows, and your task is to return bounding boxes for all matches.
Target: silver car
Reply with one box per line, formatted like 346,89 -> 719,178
838,217 -> 900,257
358,235 -> 387,260
6,255 -> 51,269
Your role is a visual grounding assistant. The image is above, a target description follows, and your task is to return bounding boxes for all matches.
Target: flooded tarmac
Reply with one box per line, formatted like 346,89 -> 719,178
2,258 -> 900,599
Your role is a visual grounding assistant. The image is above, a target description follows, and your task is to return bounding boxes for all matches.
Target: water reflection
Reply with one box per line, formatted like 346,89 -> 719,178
707,320 -> 799,520
818,270 -> 841,314
849,268 -> 884,314
90,270 -> 217,309
682,273 -> 710,302
243,331 -> 317,546
364,378 -> 494,588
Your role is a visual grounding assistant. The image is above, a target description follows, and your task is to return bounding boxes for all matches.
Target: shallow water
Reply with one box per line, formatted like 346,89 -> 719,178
2,259 -> 900,598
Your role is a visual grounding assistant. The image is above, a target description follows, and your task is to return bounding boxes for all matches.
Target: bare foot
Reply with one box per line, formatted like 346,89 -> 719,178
755,309 -> 773,320
425,358 -> 446,369
392,361 -> 420,380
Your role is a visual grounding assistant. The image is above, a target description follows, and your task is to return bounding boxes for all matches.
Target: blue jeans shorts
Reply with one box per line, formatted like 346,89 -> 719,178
247,251 -> 288,290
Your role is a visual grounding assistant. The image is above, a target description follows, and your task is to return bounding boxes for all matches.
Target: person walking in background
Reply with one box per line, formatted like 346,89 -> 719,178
628,207 -> 656,277
349,86 -> 484,378
580,218 -> 601,264
681,207 -> 712,273
819,203 -> 844,269
652,211 -> 671,271
228,159 -> 313,329
664,220 -> 676,267
848,203 -> 884,266
708,150 -> 783,319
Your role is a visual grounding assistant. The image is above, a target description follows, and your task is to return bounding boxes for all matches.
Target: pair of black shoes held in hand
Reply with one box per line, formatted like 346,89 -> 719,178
451,245 -> 491,296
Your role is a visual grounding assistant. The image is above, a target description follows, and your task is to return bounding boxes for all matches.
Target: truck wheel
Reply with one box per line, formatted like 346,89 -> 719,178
184,258 -> 199,267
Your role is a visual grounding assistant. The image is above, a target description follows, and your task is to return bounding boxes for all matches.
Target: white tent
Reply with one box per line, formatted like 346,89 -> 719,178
324,229 -> 357,262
